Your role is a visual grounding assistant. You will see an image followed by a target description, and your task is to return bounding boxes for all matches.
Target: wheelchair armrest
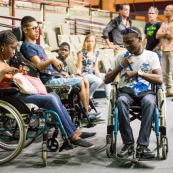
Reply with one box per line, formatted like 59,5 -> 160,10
0,87 -> 19,95
111,82 -> 119,86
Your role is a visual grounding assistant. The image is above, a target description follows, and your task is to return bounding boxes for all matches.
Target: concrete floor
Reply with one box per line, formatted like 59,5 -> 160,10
1,97 -> 173,173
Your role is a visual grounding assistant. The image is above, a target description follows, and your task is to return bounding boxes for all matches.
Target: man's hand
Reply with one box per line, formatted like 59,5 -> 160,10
61,71 -> 69,78
109,44 -> 120,50
121,54 -> 132,69
52,58 -> 64,71
121,71 -> 137,82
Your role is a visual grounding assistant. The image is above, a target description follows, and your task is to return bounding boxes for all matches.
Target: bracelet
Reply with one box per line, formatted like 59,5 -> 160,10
119,63 -> 125,69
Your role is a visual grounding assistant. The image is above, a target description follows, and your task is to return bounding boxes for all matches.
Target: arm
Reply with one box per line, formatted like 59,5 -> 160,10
30,56 -> 63,71
143,35 -> 147,48
94,59 -> 101,78
122,68 -> 163,85
0,67 -> 18,83
76,52 -> 83,75
156,24 -> 167,39
104,66 -> 122,84
139,68 -> 163,85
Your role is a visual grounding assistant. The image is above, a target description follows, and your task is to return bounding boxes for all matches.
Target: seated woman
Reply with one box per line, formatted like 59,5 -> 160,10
76,34 -> 111,102
0,30 -> 96,148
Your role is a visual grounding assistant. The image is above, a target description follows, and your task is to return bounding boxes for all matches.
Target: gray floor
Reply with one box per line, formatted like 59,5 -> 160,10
1,97 -> 173,173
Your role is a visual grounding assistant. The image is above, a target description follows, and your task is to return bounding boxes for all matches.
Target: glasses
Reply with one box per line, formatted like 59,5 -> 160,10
25,25 -> 39,31
121,28 -> 140,35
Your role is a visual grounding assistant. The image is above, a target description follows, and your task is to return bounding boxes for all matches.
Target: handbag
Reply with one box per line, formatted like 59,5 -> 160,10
13,73 -> 47,95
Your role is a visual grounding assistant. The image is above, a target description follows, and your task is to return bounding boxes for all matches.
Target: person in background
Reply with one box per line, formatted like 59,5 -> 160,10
143,6 -> 162,65
105,27 -> 162,159
0,30 -> 96,148
76,34 -> 111,103
156,5 -> 173,98
102,3 -> 131,55
55,41 -> 104,122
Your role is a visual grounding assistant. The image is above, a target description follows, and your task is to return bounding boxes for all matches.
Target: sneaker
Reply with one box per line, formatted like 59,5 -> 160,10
71,138 -> 94,148
117,144 -> 135,158
79,132 -> 96,139
89,112 -> 103,119
136,145 -> 155,159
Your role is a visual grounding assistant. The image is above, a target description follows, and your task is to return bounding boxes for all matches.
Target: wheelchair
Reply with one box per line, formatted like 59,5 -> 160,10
0,88 -> 73,166
10,27 -> 98,128
106,82 -> 168,160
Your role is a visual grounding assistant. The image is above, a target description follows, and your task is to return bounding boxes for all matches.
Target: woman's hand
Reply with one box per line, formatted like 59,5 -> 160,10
3,67 -> 18,75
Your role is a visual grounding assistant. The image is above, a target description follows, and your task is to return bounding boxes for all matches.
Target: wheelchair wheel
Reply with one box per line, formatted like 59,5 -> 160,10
42,150 -> 47,167
0,100 -> 26,164
106,143 -> 116,158
161,135 -> 168,160
157,89 -> 168,160
157,89 -> 166,127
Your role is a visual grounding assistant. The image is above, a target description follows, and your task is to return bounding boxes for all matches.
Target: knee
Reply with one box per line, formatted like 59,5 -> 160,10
116,96 -> 129,107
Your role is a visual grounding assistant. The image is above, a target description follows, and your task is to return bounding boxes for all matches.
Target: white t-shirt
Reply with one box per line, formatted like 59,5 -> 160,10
110,49 -> 161,89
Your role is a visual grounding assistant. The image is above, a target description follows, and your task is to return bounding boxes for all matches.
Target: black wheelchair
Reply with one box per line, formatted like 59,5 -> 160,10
10,27 -> 98,128
0,88 -> 73,166
106,82 -> 168,160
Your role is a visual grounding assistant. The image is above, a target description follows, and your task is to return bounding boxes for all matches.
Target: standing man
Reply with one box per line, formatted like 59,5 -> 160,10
105,27 -> 162,158
143,6 -> 162,64
156,5 -> 173,97
102,3 -> 131,54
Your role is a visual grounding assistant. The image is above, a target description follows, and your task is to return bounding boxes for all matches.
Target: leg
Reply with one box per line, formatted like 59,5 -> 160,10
16,93 -> 76,138
116,95 -> 134,144
116,95 -> 135,158
162,52 -> 173,94
100,73 -> 111,99
137,94 -> 156,146
85,74 -> 102,98
78,80 -> 89,113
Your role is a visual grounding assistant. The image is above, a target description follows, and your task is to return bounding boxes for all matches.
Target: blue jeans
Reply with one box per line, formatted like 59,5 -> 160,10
84,73 -> 111,98
45,77 -> 82,88
15,93 -> 77,138
116,94 -> 156,146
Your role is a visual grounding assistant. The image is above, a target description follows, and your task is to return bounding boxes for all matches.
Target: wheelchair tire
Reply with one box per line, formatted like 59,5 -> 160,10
42,150 -> 47,167
161,135 -> 168,160
106,143 -> 116,158
157,89 -> 166,127
0,100 -> 26,164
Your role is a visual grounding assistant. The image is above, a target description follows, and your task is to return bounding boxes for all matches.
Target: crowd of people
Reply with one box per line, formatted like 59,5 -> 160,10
0,3 -> 173,159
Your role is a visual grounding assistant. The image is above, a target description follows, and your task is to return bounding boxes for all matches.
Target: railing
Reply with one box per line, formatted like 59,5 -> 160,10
0,15 -> 42,44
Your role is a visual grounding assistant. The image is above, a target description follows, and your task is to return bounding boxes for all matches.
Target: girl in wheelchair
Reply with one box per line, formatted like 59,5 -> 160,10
105,27 -> 163,159
0,30 -> 96,149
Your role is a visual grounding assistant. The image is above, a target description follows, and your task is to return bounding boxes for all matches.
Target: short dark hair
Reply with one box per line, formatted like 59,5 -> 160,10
59,42 -> 70,51
119,3 -> 130,10
21,16 -> 36,28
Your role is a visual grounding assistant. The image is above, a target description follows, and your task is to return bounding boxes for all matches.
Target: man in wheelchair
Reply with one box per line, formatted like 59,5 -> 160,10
19,16 -> 102,122
105,26 -> 163,159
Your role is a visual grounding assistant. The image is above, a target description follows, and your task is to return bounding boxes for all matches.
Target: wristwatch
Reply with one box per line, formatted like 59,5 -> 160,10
138,70 -> 143,77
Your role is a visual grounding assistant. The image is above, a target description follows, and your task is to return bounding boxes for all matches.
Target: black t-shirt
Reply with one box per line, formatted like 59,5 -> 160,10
144,21 -> 161,51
